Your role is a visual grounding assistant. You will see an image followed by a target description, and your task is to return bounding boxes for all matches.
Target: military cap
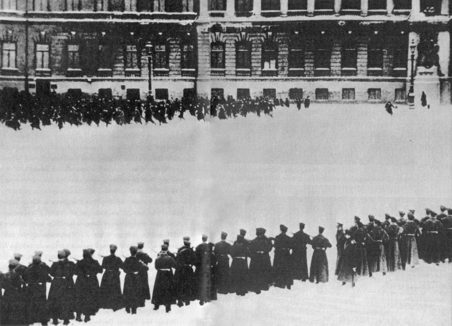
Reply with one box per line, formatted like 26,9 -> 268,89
448,208 -> 452,215
409,209 -> 415,214
32,255 -> 41,264
426,208 -> 431,215
110,244 -> 118,251
161,244 -> 169,251
8,259 -> 19,268
236,235 -> 244,242
319,226 -> 325,233
256,228 -> 265,235
163,239 -> 170,245
354,216 -> 361,222
440,205 -> 447,212
407,214 -> 415,221
221,232 -> 227,239
58,250 -> 66,259
299,223 -> 305,229
430,211 -> 437,217
407,211 -> 415,218
390,217 -> 398,223
137,242 -> 144,249
280,224 -> 288,232
13,253 -> 22,260
202,234 -> 208,240
368,215 -> 375,221
34,251 -> 43,257
183,236 -> 190,242
239,229 -> 247,236
337,222 -> 343,227
399,211 -> 405,216
63,249 -> 71,257
385,214 -> 391,219
88,248 -> 95,255
129,246 -> 138,255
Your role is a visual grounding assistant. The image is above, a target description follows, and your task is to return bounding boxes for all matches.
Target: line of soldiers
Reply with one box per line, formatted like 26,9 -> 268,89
0,88 -> 277,131
335,206 -> 452,287
2,206 -> 450,325
0,224 -> 332,325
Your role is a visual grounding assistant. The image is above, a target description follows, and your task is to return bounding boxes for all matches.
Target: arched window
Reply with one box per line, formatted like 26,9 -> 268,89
211,42 -> 225,69
236,41 -> 251,70
165,0 -> 183,12
262,40 -> 278,72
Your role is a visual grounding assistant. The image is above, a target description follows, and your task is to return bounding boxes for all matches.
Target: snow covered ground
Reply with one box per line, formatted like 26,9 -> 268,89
0,103 -> 451,325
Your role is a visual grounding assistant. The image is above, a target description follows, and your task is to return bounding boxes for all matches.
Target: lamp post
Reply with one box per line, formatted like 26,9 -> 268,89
407,39 -> 416,108
145,42 -> 153,98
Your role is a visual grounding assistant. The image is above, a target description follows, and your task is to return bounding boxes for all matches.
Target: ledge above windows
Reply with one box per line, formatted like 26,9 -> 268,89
261,69 -> 278,77
153,68 -> 169,76
181,68 -> 196,77
35,68 -> 52,77
236,68 -> 251,76
211,68 -> 225,76
288,68 -> 305,77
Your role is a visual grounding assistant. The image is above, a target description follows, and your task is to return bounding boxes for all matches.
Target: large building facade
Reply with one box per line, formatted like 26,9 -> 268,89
0,0 -> 451,104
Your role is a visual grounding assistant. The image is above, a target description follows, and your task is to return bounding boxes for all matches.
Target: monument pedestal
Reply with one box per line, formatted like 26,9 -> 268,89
414,66 -> 440,107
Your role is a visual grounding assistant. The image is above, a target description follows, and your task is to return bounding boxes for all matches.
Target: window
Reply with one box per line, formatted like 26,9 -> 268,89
67,44 -> 80,69
183,88 -> 196,99
342,0 -> 360,10
394,0 -> 411,9
155,89 -> 169,100
342,37 -> 357,75
66,0 -> 81,11
34,0 -> 49,11
262,0 -> 280,11
395,88 -> 405,102
314,36 -> 332,74
237,88 -> 250,99
262,41 -> 278,70
368,36 -> 383,73
368,88 -> 381,100
288,0 -> 306,10
108,0 -> 125,11
236,41 -> 251,69
137,0 -> 153,11
289,88 -> 303,99
315,88 -> 329,100
126,89 -> 140,101
67,89 -> 82,98
342,88 -> 355,100
315,0 -> 334,10
211,42 -> 225,69
263,88 -> 276,99
154,43 -> 168,69
368,0 -> 386,10
236,0 -> 253,12
98,88 -> 113,99
393,37 -> 407,70
1,0 -> 17,10
421,0 -> 441,14
2,42 -> 17,69
210,0 -> 226,10
166,0 -> 183,12
211,88 -> 224,99
289,37 -> 304,73
125,45 -> 139,70
36,44 -> 50,70
98,43 -> 113,70
181,43 -> 195,69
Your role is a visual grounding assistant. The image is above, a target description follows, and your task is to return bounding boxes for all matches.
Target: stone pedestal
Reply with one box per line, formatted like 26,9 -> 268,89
414,67 -> 441,106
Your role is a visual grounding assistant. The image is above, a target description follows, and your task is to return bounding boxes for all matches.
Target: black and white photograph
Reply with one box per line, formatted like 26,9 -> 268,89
0,0 -> 451,325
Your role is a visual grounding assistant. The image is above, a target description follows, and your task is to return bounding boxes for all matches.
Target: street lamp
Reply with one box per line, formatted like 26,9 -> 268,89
407,39 -> 416,108
145,42 -> 153,98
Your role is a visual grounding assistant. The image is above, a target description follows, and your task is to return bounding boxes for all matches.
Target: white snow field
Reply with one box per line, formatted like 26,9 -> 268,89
0,103 -> 451,326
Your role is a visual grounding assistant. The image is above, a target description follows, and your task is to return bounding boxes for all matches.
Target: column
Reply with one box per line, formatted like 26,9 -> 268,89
226,0 -> 235,17
334,0 -> 342,15
441,0 -> 449,15
407,31 -> 419,80
411,0 -> 420,15
361,0 -> 368,16
307,0 -> 315,16
387,0 -> 394,15
281,0 -> 289,16
438,31 -> 450,76
200,0 -> 209,17
253,0 -> 261,15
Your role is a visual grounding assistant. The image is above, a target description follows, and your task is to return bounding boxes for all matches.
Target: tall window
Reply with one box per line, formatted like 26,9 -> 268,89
66,0 -> 81,11
394,0 -> 411,9
2,42 -> 16,69
314,36 -> 332,70
262,41 -> 278,70
236,41 -> 251,69
181,43 -> 195,69
165,0 -> 183,12
67,43 -> 80,69
137,0 -> 153,11
210,0 -> 226,10
211,42 -> 225,69
262,0 -> 280,10
154,43 -> 168,69
288,37 -> 304,71
98,43 -> 113,70
236,0 -> 253,12
125,44 -> 139,70
34,0 -> 49,11
36,43 -> 50,70
421,0 -> 441,14
393,40 -> 407,69
368,0 -> 386,10
288,0 -> 307,10
1,0 -> 17,10
342,0 -> 360,10
108,0 -> 125,11
342,37 -> 357,73
315,0 -> 334,10
368,36 -> 383,71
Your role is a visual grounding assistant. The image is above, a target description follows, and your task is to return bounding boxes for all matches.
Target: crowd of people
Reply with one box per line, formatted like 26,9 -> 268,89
0,205 -> 451,325
0,88 -> 292,131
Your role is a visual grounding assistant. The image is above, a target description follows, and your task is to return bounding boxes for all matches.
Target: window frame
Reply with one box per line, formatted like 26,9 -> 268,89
261,40 -> 278,71
236,41 -> 252,70
2,42 -> 17,70
153,42 -> 169,70
124,44 -> 139,71
35,43 -> 50,71
211,41 -> 226,70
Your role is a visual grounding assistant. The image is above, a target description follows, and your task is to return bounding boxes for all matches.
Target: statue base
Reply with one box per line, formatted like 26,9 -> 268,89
414,66 -> 440,107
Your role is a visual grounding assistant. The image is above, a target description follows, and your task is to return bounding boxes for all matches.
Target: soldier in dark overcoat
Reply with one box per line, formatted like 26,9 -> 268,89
309,226 -> 332,283
292,222 -> 311,281
174,237 -> 197,307
195,235 -> 217,305
335,223 -> 346,276
99,244 -> 124,311
136,242 -> 153,307
214,232 -> 232,294
337,230 -> 359,287
230,235 -> 250,296
273,225 -> 294,289
123,246 -> 146,314
1,259 -> 27,325
152,244 -> 177,313
248,228 -> 273,294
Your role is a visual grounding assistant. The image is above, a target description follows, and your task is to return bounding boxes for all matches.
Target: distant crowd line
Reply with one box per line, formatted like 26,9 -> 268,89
1,205 -> 451,325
